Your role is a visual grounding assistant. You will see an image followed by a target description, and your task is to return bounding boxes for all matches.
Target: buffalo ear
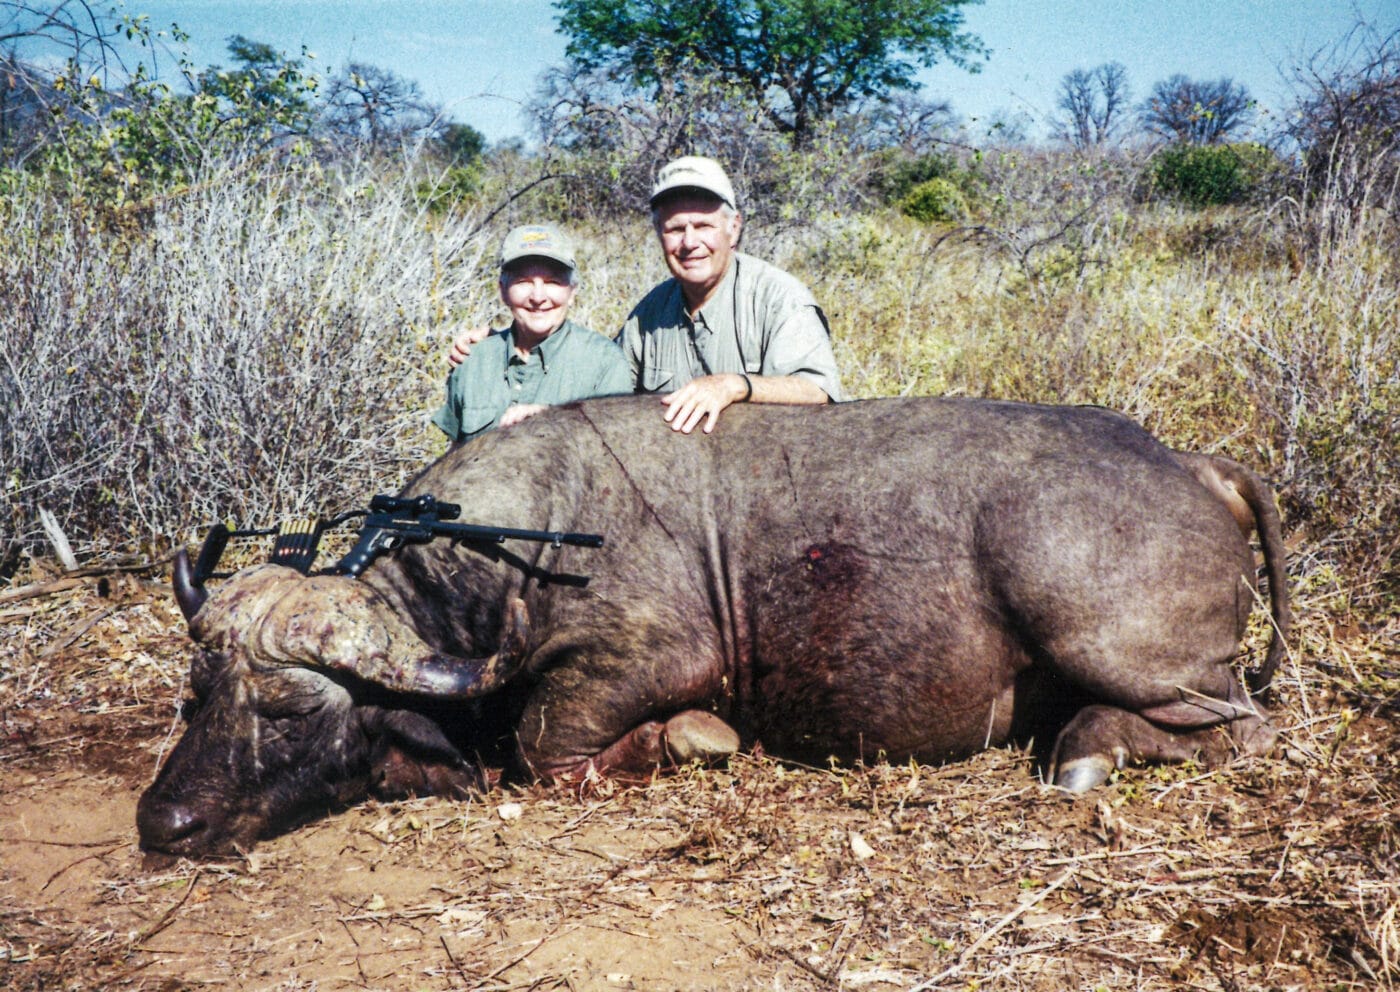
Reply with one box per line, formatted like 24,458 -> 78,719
250,668 -> 334,718
360,706 -> 463,763
360,707 -> 484,799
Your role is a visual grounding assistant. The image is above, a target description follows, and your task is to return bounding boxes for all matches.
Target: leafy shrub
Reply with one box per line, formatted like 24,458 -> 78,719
35,35 -> 321,206
900,177 -> 968,222
941,147 -> 1142,296
871,150 -> 961,204
1147,142 -> 1279,207
416,163 -> 484,213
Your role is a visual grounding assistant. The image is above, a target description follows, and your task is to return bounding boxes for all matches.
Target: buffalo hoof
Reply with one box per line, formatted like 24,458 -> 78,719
664,711 -> 740,765
1051,755 -> 1115,793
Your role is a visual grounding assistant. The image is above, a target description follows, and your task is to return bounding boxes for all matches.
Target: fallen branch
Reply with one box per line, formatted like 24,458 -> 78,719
0,560 -> 167,605
0,576 -> 89,605
480,921 -> 578,984
0,835 -> 126,848
41,844 -> 126,891
40,606 -> 118,659
38,507 -> 79,571
135,871 -> 202,944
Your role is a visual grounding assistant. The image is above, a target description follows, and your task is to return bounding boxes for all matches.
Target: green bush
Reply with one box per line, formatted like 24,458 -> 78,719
899,177 -> 968,223
1148,142 -> 1280,207
34,35 -> 320,206
416,163 -> 484,213
871,150 -> 960,204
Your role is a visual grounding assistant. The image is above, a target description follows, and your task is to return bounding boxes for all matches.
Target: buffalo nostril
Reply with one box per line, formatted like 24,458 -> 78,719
137,802 -> 208,851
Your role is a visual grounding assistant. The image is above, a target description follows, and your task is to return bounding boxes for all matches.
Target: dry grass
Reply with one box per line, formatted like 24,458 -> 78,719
0,160 -> 493,567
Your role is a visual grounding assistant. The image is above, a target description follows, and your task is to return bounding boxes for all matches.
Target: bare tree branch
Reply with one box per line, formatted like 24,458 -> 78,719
1140,74 -> 1253,144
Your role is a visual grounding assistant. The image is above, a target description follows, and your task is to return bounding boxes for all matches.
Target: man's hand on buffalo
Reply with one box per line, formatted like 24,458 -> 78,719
661,372 -> 750,434
660,372 -> 830,434
446,324 -> 492,367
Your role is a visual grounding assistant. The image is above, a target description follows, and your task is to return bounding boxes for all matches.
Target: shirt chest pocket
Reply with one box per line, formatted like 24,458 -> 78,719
455,400 -> 504,436
640,364 -> 676,393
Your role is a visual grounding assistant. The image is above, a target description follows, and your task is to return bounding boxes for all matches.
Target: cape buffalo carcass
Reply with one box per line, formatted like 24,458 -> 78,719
138,396 -> 1288,857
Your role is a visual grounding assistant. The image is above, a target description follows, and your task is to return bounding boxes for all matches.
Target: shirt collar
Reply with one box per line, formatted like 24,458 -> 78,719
505,318 -> 573,373
687,255 -> 738,332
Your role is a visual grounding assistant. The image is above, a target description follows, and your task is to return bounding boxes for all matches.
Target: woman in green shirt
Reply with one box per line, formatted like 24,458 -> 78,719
432,223 -> 633,446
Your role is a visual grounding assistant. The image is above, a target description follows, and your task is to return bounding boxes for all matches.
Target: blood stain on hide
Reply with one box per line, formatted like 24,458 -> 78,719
801,543 -> 866,592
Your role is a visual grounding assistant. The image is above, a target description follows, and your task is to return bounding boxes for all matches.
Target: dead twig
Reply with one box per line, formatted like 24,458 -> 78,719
0,835 -> 125,848
0,576 -> 89,605
0,560 -> 165,605
40,844 -> 125,891
440,934 -> 473,988
39,606 -> 117,659
480,921 -> 580,984
38,507 -> 78,571
134,871 -> 202,944
908,871 -> 1077,991
543,798 -> 615,842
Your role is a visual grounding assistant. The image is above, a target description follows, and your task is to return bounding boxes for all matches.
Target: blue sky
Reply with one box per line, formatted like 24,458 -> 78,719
112,0 -> 1398,143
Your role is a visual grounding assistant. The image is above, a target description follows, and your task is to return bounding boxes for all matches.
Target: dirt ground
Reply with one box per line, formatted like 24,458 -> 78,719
1,563 -> 1397,991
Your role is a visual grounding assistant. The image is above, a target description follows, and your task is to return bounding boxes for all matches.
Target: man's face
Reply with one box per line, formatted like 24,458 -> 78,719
654,194 -> 742,308
499,259 -> 577,340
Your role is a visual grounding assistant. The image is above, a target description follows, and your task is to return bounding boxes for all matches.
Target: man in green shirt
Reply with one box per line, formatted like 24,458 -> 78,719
433,223 -> 633,447
623,155 -> 842,435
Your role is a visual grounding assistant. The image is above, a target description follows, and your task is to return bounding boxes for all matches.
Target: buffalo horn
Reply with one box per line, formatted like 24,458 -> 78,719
193,566 -> 533,699
359,596 -> 532,699
248,579 -> 533,700
172,548 -> 207,624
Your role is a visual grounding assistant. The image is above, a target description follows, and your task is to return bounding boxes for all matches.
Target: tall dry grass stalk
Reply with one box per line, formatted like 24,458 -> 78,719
1,160 -> 493,565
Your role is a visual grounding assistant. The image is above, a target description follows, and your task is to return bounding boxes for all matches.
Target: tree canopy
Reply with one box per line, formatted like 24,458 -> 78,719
1052,62 -> 1131,149
1141,74 -> 1253,144
321,62 -> 436,151
553,0 -> 986,145
195,35 -> 319,140
434,121 -> 487,165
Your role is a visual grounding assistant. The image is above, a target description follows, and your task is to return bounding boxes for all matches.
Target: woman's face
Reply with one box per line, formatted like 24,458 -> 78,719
500,259 -> 577,339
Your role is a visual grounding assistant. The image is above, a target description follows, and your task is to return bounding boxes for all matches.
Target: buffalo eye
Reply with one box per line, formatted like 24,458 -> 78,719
250,670 -> 331,720
188,648 -> 230,701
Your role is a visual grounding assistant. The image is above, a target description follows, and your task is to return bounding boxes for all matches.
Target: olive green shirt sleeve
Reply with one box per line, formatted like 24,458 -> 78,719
431,332 -> 512,442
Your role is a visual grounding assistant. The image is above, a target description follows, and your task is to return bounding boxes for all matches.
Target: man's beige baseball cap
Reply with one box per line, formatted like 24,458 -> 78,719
498,223 -> 577,272
649,155 -> 737,209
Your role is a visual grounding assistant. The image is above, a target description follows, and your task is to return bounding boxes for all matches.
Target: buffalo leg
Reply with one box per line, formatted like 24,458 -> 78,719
1050,693 -> 1275,792
526,709 -> 740,783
